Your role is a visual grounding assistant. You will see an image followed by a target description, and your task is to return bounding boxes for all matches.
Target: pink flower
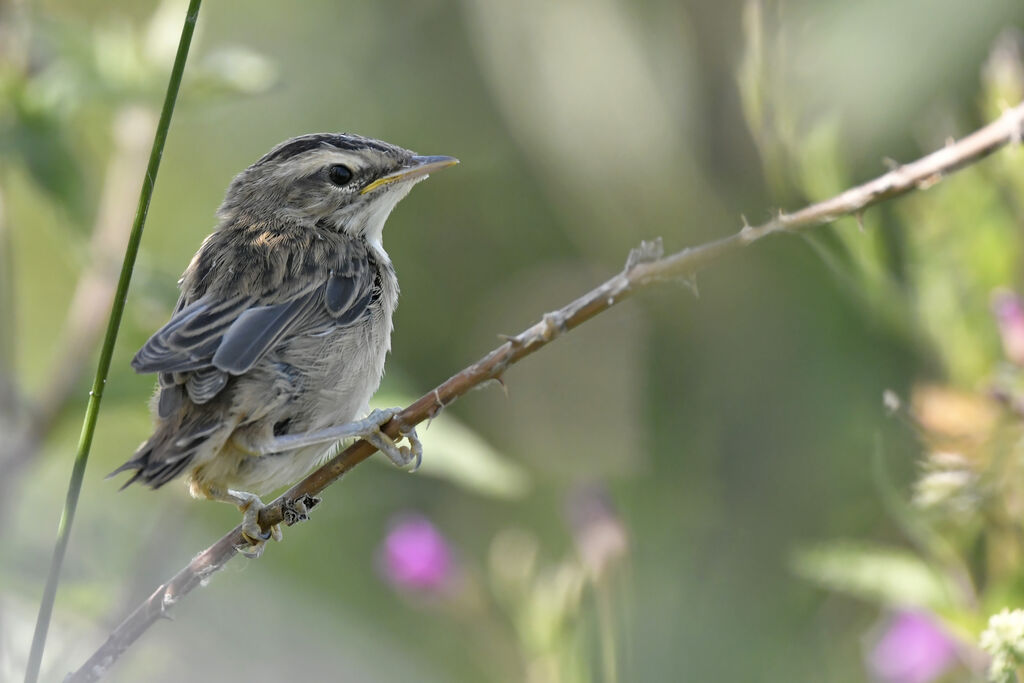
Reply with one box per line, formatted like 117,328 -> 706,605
378,514 -> 454,592
868,610 -> 958,683
992,290 -> 1024,365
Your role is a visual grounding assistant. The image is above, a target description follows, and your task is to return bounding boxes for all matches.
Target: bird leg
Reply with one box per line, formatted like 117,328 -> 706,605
204,486 -> 282,558
259,407 -> 422,470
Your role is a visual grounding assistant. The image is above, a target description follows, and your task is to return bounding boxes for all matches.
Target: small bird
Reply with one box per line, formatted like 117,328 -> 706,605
111,133 -> 457,553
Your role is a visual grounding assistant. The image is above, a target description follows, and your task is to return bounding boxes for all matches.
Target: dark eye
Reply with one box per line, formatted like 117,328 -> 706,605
327,164 -> 354,186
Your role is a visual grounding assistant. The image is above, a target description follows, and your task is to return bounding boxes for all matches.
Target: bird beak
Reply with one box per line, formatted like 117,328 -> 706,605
360,155 -> 459,195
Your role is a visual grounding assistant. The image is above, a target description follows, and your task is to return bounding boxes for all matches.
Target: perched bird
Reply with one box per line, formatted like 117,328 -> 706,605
111,133 -> 457,553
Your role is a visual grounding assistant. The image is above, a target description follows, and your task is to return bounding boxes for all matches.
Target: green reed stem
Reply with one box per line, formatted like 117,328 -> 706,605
24,2 -> 202,680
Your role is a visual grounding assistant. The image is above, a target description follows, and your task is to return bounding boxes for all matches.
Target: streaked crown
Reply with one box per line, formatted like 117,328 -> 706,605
217,133 -> 456,244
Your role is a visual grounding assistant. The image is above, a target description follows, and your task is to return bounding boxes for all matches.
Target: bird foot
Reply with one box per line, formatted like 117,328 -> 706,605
230,490 -> 282,558
365,421 -> 423,470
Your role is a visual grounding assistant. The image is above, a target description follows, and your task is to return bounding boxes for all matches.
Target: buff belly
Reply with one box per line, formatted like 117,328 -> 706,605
185,312 -> 391,497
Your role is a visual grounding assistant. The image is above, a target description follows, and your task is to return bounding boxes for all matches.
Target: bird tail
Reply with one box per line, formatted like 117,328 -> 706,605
108,417 -> 225,490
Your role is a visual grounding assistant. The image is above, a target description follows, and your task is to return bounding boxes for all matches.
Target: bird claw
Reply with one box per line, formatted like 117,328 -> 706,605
232,491 -> 281,558
364,406 -> 401,426
365,420 -> 422,471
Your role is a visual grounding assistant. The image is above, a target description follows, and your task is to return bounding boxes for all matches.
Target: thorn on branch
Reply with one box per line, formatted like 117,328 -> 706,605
882,157 -> 901,171
855,211 -> 865,232
464,376 -> 510,401
497,332 -> 527,348
624,237 -> 664,271
494,374 -> 510,399
769,209 -> 794,234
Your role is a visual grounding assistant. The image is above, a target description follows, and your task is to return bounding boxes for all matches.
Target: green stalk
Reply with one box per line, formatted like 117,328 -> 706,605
23,2 -> 202,680
0,190 -> 15,414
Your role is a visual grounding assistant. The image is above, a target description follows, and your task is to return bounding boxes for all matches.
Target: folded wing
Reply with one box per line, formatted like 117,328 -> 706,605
132,254 -> 376,409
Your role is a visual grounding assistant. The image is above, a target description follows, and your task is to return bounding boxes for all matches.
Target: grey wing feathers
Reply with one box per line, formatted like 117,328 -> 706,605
131,296 -> 250,373
131,254 -> 377,407
156,372 -> 183,418
210,294 -> 318,374
326,266 -> 377,325
185,367 -> 229,404
326,264 -> 372,316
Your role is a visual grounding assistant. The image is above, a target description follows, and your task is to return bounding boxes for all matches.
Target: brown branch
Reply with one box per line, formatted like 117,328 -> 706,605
66,101 -> 1024,682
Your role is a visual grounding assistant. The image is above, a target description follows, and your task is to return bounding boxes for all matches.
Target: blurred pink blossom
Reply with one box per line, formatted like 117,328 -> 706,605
868,610 -> 958,683
992,290 -> 1024,365
378,514 -> 454,592
565,484 -> 629,579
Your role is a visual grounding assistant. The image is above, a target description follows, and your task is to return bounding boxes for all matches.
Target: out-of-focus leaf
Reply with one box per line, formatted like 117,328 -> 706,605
1,105 -> 86,220
194,47 -> 278,96
145,0 -> 195,66
981,29 -> 1024,122
462,0 -> 713,257
0,2 -> 278,229
795,117 -> 916,346
900,166 -> 1020,384
372,391 -> 530,499
93,21 -> 153,95
792,541 -> 960,611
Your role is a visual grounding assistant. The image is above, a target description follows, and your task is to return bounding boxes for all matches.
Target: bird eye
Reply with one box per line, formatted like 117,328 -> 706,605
327,164 -> 354,186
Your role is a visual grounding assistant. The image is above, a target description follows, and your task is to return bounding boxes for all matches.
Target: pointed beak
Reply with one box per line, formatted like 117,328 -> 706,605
360,155 -> 459,195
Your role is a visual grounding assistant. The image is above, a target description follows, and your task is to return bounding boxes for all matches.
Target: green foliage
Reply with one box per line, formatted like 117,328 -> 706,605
792,541 -> 960,611
741,7 -> 1024,678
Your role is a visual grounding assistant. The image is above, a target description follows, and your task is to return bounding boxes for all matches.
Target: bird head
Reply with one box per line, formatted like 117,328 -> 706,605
218,133 -> 457,247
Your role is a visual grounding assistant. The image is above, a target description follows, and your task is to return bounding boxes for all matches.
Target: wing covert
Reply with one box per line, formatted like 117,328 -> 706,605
131,245 -> 379,406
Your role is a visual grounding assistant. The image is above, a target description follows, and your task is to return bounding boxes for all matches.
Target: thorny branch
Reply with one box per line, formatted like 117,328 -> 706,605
66,102 -> 1024,682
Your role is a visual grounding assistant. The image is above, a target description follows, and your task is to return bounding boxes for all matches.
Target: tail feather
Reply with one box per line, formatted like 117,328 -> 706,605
110,416 -> 224,490
145,455 -> 195,489
106,462 -> 146,491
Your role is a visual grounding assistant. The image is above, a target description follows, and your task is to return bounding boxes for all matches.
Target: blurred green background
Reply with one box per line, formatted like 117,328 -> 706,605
4,0 -> 1024,681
